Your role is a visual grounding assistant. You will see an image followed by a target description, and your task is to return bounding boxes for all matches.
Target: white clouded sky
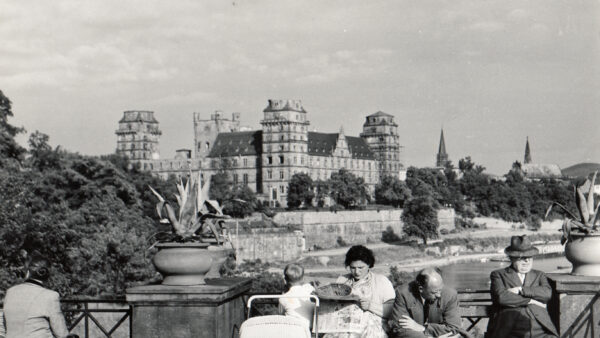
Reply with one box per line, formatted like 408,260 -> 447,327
2,0 -> 599,174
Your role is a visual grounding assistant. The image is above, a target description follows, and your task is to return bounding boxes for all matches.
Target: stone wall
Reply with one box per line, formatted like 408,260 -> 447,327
273,209 -> 455,250
231,229 -> 304,262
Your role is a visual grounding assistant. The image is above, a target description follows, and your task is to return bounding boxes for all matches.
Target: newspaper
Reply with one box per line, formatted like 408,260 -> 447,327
316,302 -> 365,334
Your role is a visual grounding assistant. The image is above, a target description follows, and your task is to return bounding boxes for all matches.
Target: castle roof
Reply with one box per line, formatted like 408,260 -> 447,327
118,110 -> 158,124
262,99 -> 307,113
367,111 -> 393,117
307,132 -> 375,160
208,131 -> 263,157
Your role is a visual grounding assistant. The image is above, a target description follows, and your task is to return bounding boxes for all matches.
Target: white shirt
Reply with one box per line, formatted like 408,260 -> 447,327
278,283 -> 315,328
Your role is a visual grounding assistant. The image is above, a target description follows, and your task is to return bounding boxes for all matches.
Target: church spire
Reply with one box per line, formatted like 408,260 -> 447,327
524,137 -> 532,164
436,128 -> 449,167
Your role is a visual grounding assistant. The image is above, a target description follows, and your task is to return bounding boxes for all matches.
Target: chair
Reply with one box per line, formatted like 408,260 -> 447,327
240,295 -> 320,338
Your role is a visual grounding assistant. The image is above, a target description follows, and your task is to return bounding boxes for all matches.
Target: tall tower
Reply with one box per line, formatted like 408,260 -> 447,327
260,99 -> 309,207
436,128 -> 449,167
193,111 -> 240,159
524,137 -> 532,164
115,110 -> 161,161
360,111 -> 401,179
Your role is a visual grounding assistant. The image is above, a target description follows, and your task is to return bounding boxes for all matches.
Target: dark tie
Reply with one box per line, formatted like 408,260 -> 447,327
423,300 -> 430,324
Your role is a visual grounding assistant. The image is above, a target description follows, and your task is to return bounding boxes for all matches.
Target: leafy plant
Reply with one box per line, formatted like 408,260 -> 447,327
545,171 -> 600,244
149,173 -> 229,244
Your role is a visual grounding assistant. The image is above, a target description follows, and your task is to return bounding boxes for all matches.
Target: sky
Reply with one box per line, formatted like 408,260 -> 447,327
2,0 -> 599,175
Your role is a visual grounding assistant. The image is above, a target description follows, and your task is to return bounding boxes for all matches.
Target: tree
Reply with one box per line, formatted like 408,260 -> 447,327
0,90 -> 26,166
223,184 -> 257,218
287,173 -> 315,209
328,169 -> 369,209
209,172 -> 232,205
314,180 -> 330,207
375,175 -> 411,207
458,156 -> 485,174
27,131 -> 61,170
401,195 -> 440,244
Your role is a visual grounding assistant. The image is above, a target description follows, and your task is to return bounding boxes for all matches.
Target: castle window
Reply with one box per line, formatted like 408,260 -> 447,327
233,174 -> 238,184
243,158 -> 248,166
268,156 -> 273,164
279,155 -> 284,164
267,170 -> 273,179
368,162 -> 371,170
280,171 -> 284,179
280,185 -> 285,193
294,156 -> 297,164
205,142 -> 210,150
233,159 -> 238,167
280,145 -> 284,151
280,135 -> 284,141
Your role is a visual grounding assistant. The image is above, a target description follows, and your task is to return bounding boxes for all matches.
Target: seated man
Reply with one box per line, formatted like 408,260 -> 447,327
487,235 -> 558,338
388,268 -> 469,338
278,264 -> 315,329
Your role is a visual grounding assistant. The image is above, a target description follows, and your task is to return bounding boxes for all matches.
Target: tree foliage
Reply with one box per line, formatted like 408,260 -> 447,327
375,175 -> 411,207
0,90 -> 26,167
287,173 -> 315,209
401,195 -> 440,244
328,169 -> 369,209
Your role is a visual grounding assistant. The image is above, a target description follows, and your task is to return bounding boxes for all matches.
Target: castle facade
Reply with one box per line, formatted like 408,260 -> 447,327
115,99 -> 403,207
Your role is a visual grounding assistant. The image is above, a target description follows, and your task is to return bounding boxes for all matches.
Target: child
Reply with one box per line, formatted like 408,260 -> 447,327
279,263 -> 315,329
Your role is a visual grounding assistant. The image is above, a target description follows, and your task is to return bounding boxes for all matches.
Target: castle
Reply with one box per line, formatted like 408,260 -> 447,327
116,99 -> 404,207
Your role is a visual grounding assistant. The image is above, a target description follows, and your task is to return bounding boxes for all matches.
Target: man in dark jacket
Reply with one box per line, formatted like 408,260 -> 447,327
487,235 -> 558,338
388,268 -> 468,338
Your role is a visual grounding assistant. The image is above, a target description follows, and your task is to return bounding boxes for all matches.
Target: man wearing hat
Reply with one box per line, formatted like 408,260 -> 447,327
486,235 -> 558,338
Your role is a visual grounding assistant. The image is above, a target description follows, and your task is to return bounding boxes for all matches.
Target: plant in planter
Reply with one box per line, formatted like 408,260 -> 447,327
545,171 -> 600,276
148,173 -> 234,285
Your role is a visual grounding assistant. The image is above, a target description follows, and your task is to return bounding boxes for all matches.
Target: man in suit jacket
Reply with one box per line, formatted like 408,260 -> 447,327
487,235 -> 558,338
388,268 -> 468,338
0,255 -> 70,338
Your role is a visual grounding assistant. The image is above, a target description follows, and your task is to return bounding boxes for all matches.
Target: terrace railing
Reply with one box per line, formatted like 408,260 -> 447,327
1,290 -> 492,338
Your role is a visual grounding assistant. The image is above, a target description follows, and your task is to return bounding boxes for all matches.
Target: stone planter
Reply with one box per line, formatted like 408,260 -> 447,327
152,242 -> 213,285
565,233 -> 600,276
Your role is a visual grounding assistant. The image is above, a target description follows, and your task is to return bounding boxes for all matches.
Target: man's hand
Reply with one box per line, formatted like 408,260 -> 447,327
507,287 -> 522,294
528,299 -> 546,308
398,315 -> 426,332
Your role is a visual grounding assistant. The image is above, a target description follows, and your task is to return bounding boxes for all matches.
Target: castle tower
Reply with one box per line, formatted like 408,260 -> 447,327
436,128 -> 449,167
524,137 -> 532,164
260,99 -> 309,207
359,111 -> 401,179
115,110 -> 161,161
193,111 -> 240,158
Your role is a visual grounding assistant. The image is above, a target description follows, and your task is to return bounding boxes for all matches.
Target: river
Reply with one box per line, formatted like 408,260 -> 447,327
440,254 -> 571,290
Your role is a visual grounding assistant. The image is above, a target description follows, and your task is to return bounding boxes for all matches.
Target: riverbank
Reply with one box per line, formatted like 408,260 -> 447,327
301,233 -> 563,280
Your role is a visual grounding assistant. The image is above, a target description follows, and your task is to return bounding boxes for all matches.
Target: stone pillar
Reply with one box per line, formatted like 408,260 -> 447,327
548,273 -> 600,338
126,278 -> 251,338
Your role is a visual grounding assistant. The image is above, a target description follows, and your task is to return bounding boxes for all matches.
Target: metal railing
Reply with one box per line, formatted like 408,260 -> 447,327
61,297 -> 132,338
2,290 -> 492,338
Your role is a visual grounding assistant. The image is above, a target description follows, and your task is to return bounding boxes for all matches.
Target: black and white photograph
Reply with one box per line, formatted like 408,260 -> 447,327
1,1 -> 599,337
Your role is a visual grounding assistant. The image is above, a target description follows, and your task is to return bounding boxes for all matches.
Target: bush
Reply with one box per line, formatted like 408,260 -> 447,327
382,226 -> 402,243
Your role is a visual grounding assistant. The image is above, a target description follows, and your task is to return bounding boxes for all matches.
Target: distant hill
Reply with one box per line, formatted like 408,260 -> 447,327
561,163 -> 600,178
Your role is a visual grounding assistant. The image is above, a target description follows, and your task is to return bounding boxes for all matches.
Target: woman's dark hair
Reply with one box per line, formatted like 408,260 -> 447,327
344,245 -> 375,268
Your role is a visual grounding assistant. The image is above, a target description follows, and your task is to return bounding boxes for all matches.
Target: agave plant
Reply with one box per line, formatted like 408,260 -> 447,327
545,171 -> 600,244
148,173 -> 229,244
